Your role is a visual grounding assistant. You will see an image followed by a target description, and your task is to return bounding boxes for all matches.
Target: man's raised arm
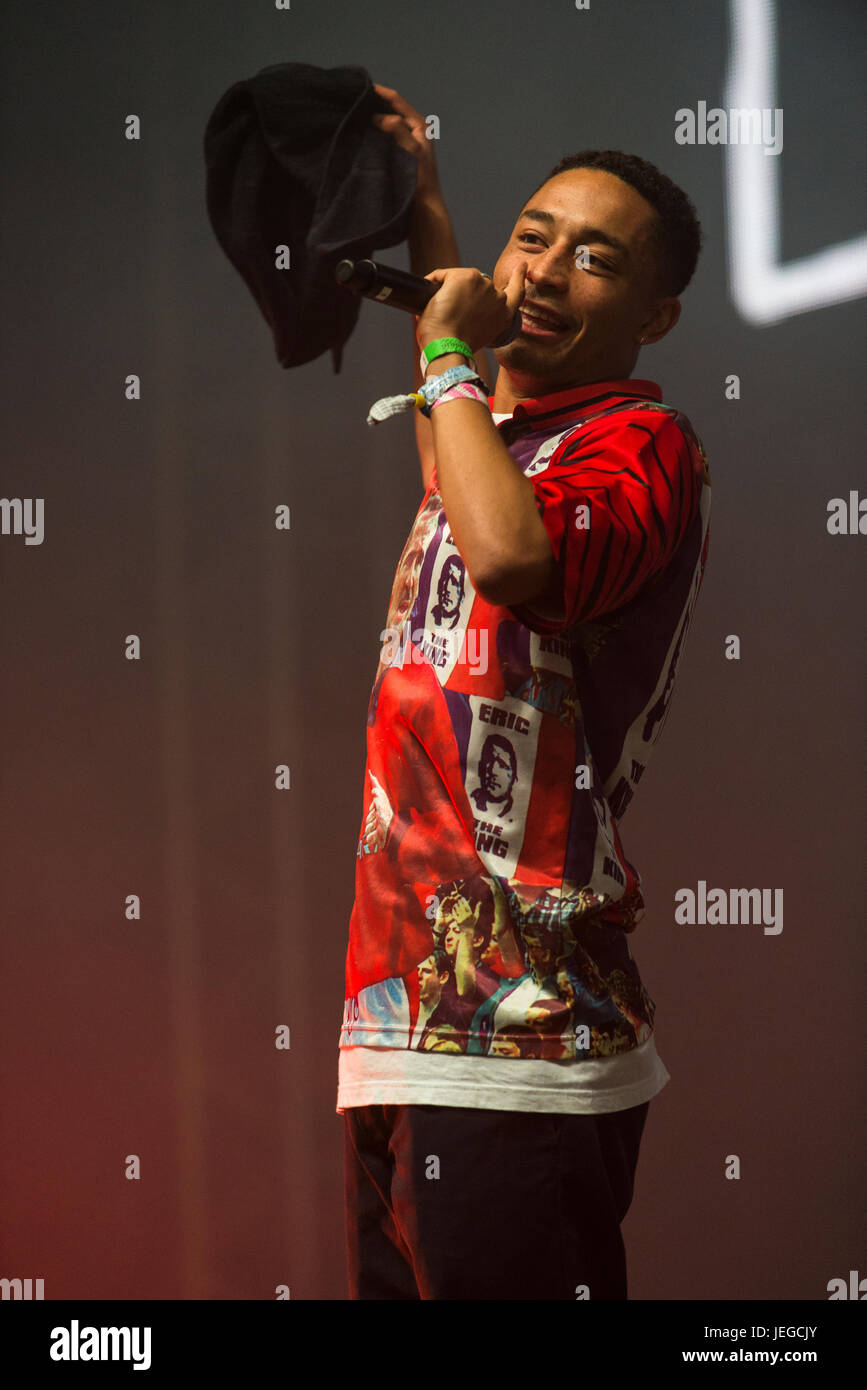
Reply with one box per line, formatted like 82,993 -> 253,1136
409,194 -> 460,491
371,85 -> 490,491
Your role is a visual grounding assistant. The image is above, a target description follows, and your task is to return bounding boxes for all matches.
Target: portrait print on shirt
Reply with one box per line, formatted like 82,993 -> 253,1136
465,693 -> 540,875
417,532 -> 477,681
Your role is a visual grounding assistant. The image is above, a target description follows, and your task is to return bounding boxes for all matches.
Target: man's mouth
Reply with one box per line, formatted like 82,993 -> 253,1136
519,301 -> 570,336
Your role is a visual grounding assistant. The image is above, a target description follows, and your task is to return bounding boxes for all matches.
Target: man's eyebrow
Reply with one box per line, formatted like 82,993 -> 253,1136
518,208 -> 629,257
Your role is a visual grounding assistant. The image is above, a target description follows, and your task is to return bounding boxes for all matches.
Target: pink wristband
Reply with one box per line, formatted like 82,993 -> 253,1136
429,381 -> 490,412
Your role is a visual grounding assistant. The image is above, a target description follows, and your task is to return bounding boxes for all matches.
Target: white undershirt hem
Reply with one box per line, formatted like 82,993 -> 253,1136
336,1034 -> 670,1115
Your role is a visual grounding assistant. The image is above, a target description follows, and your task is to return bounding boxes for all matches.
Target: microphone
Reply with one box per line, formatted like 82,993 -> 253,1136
335,258 -> 523,347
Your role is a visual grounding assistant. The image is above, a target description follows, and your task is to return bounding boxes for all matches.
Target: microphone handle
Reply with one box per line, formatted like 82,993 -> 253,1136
335,257 -> 432,312
335,258 -> 522,348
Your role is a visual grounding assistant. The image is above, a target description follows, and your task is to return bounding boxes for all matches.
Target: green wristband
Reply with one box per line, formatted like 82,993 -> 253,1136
421,336 -> 474,371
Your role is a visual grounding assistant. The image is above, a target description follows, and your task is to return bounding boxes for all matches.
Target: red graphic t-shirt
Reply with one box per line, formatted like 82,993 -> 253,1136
339,379 -> 711,1062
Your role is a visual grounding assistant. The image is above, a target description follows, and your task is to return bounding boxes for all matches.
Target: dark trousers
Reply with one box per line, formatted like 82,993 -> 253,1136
344,1099 -> 650,1300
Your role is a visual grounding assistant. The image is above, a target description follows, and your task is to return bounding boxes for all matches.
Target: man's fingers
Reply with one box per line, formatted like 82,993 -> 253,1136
371,111 -> 420,156
505,260 -> 529,312
372,83 -> 423,126
373,112 -> 410,130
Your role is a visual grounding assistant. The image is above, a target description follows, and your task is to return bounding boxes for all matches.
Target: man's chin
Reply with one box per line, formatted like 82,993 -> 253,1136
492,340 -> 581,391
493,335 -> 573,366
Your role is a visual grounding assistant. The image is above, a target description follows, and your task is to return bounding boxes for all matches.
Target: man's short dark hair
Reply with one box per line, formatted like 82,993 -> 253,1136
525,150 -> 702,298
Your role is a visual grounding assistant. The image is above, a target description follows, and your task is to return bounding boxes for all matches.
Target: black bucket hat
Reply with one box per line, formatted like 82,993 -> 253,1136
204,61 -> 418,373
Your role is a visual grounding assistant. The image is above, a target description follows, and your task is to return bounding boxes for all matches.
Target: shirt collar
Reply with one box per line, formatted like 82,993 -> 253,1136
488,377 -> 662,423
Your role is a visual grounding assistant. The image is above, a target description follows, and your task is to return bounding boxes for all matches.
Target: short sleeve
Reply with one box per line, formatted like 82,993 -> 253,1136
509,410 -> 703,632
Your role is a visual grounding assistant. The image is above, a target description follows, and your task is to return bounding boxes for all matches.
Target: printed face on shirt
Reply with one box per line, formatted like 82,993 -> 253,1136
437,889 -> 489,959
490,167 -> 677,388
486,747 -> 513,796
435,558 -> 464,620
442,921 -> 459,956
390,541 -> 426,628
442,917 -> 483,957
417,954 -> 447,1005
477,735 -> 517,806
439,892 -> 471,941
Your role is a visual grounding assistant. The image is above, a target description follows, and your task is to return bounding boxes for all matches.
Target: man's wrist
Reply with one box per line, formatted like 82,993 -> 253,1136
410,189 -> 452,232
410,185 -> 447,213
423,351 -> 468,379
409,195 -> 460,274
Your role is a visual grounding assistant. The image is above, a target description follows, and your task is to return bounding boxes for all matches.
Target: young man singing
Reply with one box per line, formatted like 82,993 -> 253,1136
337,84 -> 711,1301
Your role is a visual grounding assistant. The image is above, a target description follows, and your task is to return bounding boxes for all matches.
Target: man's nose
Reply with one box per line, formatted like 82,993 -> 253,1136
525,244 -> 572,289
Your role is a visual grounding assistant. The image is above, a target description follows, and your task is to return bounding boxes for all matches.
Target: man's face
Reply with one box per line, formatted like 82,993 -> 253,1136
391,541 -> 425,626
417,956 -> 444,1005
442,565 -> 461,609
491,167 -> 668,388
483,746 -> 513,798
442,917 -> 460,955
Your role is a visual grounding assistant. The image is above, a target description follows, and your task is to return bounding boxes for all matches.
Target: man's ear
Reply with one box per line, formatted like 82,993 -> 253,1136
637,298 -> 681,346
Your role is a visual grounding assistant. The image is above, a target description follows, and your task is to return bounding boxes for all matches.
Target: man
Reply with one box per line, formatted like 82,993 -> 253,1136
338,85 -> 711,1300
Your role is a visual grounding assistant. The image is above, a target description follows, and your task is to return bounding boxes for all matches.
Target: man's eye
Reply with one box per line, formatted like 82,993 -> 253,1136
517,233 -> 543,244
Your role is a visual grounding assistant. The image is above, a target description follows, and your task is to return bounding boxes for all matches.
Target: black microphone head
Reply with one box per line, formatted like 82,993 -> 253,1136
334,258 -> 377,291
